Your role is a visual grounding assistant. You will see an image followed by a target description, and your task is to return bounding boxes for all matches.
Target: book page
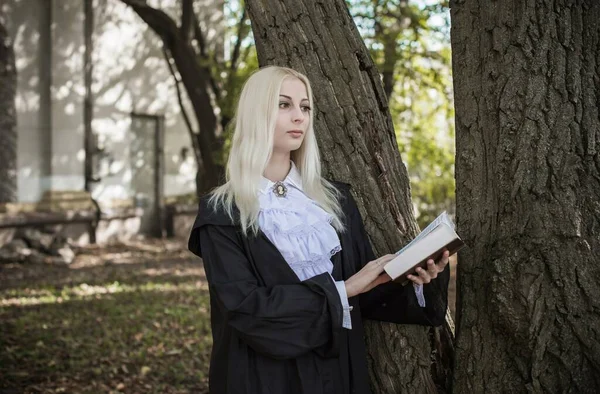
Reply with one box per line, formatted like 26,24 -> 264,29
440,211 -> 456,230
395,211 -> 453,255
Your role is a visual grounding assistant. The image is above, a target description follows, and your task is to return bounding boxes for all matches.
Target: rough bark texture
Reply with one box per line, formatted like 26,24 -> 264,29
246,0 -> 452,392
0,16 -> 17,203
452,1 -> 600,393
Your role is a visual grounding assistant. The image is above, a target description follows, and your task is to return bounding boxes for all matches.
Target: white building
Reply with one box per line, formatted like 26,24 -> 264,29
4,0 -> 224,242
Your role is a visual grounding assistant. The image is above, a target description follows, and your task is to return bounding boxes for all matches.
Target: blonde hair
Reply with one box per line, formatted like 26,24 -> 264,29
209,66 -> 344,235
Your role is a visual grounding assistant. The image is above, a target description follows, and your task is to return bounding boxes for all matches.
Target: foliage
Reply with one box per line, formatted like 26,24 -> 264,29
349,0 -> 455,228
215,1 -> 259,159
394,44 -> 455,228
185,0 -> 259,166
218,1 -> 259,123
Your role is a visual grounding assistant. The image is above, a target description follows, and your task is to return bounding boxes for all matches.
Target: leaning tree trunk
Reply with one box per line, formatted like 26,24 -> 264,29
121,0 -> 224,193
452,1 -> 600,392
0,17 -> 17,203
246,0 -> 454,392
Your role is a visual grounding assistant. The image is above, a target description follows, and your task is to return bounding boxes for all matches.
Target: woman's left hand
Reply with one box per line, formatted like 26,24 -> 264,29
407,249 -> 450,285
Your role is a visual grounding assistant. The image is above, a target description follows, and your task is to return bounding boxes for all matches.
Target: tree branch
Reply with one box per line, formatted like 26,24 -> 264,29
161,46 -> 201,161
193,12 -> 208,58
192,11 -> 222,102
120,0 -> 224,189
180,0 -> 194,42
229,5 -> 248,72
120,0 -> 180,45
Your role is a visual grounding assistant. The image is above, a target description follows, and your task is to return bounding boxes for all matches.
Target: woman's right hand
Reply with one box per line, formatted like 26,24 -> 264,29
344,254 -> 395,298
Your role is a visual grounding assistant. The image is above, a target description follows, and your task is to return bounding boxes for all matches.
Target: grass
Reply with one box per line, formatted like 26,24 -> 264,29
0,239 -> 211,394
0,238 -> 458,394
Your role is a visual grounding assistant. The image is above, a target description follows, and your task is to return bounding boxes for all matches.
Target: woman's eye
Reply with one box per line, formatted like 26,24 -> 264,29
301,106 -> 311,112
279,102 -> 290,109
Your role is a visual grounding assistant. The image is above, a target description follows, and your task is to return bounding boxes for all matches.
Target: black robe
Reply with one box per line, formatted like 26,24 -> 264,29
188,182 -> 449,394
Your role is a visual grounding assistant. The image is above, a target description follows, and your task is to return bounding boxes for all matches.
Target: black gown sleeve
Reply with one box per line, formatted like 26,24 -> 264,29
196,224 -> 344,360
344,188 -> 450,326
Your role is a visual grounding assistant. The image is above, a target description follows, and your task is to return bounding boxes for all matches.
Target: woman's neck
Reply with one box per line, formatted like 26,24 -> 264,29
264,152 -> 291,182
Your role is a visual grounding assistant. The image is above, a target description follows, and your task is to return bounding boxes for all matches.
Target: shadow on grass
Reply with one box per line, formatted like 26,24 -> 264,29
1,258 -> 206,296
0,240 -> 211,394
1,281 -> 211,393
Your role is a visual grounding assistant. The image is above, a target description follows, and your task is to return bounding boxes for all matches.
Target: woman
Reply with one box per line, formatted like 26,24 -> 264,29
188,66 -> 450,394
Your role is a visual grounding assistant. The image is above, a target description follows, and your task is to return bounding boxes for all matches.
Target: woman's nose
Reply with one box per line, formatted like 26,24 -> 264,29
292,107 -> 305,123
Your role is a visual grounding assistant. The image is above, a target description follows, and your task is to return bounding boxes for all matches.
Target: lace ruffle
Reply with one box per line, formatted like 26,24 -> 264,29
258,184 -> 342,280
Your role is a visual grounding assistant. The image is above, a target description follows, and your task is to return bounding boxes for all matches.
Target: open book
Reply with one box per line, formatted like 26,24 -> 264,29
383,212 -> 464,284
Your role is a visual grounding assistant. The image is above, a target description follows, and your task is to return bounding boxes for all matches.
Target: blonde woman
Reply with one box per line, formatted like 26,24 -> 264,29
188,66 -> 450,394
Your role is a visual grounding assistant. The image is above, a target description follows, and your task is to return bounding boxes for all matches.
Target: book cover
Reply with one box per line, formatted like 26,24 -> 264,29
383,212 -> 464,284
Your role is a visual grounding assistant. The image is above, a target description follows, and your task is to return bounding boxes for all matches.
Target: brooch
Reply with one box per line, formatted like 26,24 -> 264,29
272,181 -> 288,198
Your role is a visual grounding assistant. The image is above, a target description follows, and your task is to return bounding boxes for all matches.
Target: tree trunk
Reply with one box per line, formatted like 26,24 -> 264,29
452,1 -> 600,392
121,0 -> 224,193
246,0 -> 454,392
0,16 -> 17,203
381,37 -> 398,99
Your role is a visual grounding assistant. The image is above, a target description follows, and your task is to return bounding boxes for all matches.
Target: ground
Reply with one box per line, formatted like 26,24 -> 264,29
0,239 -> 457,394
1,239 -> 211,394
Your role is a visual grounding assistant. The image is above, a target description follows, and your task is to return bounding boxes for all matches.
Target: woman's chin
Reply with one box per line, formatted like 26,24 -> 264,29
274,141 -> 304,153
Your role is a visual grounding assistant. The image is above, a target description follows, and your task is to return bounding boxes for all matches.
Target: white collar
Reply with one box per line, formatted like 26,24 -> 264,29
260,161 -> 303,193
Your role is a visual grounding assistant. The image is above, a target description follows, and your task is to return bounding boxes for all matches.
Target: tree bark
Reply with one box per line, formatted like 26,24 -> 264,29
381,35 -> 399,99
0,16 -> 17,203
452,1 -> 600,392
246,0 -> 453,392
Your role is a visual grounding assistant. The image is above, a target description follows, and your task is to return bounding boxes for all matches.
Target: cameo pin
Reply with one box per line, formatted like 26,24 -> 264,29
272,181 -> 288,198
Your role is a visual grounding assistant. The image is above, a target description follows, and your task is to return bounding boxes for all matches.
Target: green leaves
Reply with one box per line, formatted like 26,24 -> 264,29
349,0 -> 455,228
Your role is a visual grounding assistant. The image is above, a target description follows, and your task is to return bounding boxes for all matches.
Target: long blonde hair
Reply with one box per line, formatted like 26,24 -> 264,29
209,66 -> 344,235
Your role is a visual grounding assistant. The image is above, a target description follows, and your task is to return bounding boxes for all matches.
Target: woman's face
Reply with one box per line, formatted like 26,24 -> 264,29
272,77 -> 311,155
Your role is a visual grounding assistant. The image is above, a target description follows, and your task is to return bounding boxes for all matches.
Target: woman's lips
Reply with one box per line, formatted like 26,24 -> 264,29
287,130 -> 304,138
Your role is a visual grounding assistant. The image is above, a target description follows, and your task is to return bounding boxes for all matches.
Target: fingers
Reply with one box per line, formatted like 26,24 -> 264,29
426,259 -> 438,278
436,249 -> 450,270
367,254 -> 396,272
376,254 -> 396,265
348,255 -> 394,297
407,273 -> 424,285
407,263 -> 429,284
417,266 -> 432,283
366,273 -> 391,292
408,249 -> 451,285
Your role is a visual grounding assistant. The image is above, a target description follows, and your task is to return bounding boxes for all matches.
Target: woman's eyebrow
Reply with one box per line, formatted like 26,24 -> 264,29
279,94 -> 309,102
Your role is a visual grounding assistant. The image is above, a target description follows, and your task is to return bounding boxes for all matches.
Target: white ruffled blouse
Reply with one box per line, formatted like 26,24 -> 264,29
257,162 -> 424,330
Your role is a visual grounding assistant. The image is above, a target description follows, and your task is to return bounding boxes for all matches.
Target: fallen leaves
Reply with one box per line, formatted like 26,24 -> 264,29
0,239 -> 211,393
